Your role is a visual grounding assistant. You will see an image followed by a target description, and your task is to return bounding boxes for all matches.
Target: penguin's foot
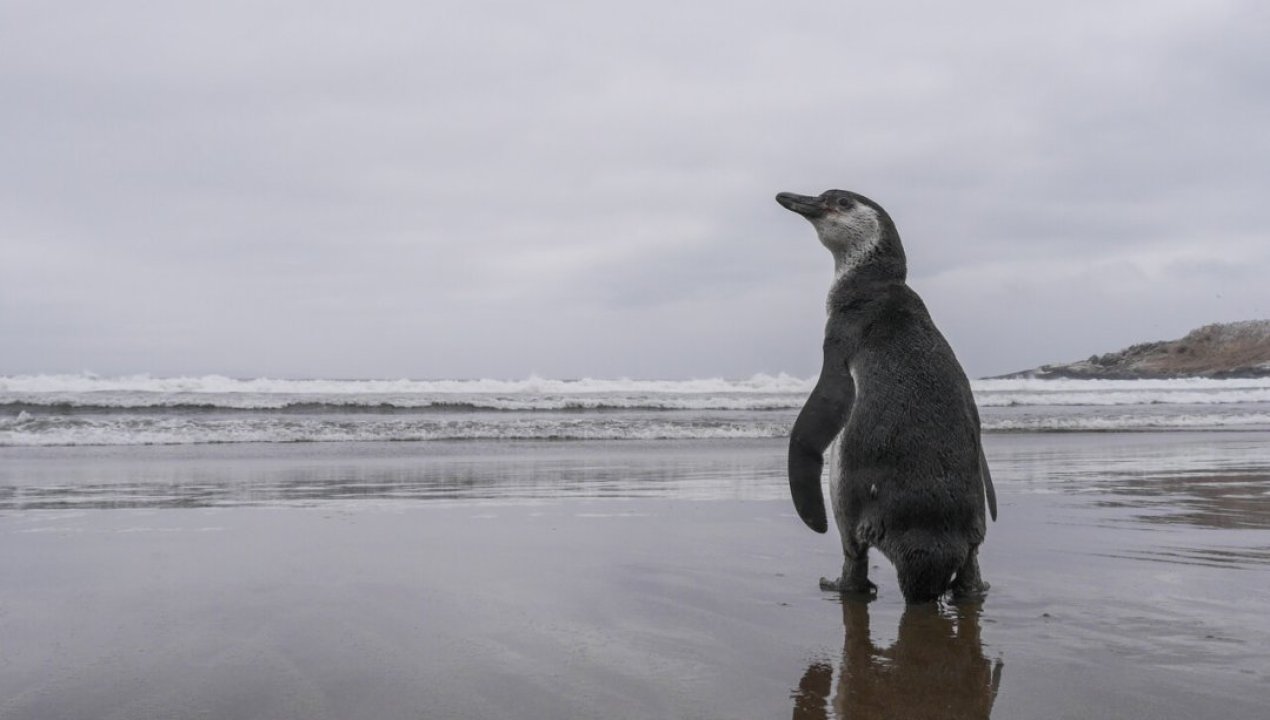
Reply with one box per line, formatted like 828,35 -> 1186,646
950,578 -> 990,604
819,575 -> 878,599
950,550 -> 990,603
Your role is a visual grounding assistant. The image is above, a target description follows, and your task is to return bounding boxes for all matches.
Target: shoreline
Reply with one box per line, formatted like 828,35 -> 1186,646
2,433 -> 1269,718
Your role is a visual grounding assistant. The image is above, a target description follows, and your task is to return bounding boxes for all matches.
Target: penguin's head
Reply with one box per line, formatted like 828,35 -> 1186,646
775,189 -> 906,279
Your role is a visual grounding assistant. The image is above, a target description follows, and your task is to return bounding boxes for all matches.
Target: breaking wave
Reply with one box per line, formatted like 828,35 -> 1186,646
3,373 -> 1269,446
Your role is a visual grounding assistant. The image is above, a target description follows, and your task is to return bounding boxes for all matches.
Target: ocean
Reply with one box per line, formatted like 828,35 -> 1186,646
3,373 -> 1269,718
3,373 -> 1270,447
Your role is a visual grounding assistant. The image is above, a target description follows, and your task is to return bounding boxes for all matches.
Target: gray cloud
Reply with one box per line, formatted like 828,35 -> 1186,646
3,0 -> 1267,379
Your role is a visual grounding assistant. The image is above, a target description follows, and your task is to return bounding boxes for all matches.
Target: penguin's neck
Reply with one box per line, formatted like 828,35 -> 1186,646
831,253 -> 862,278
825,250 -> 907,314
829,249 -> 905,285
824,226 -> 896,279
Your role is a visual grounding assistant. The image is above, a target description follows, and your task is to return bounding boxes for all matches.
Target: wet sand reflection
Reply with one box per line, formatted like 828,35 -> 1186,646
1094,470 -> 1270,530
793,602 -> 1003,720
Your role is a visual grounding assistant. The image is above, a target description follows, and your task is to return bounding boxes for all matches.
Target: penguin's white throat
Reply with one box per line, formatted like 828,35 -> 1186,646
814,204 -> 883,279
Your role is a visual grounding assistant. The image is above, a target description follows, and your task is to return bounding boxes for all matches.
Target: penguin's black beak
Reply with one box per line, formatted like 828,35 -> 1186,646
775,192 -> 826,218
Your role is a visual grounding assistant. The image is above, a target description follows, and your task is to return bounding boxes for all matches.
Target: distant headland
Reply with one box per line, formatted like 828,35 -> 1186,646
993,320 -> 1270,380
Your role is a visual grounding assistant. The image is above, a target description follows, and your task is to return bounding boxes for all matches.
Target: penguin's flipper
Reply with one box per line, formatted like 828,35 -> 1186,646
979,446 -> 998,521
789,342 -> 853,533
969,403 -> 998,522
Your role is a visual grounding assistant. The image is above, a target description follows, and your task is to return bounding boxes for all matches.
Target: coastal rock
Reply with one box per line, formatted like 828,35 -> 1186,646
995,320 -> 1270,380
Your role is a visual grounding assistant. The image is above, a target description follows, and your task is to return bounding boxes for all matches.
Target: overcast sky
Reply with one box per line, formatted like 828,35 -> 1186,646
3,0 -> 1267,380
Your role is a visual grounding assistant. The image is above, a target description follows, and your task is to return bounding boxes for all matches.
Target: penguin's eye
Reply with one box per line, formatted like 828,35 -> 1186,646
836,197 -> 854,209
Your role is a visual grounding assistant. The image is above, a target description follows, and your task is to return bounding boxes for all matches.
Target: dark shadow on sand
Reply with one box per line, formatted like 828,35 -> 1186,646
792,601 -> 1003,720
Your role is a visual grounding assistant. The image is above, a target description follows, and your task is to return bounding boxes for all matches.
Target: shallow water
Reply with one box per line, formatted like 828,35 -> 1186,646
1,433 -> 1268,719
5,432 -> 1269,513
0,440 -> 789,510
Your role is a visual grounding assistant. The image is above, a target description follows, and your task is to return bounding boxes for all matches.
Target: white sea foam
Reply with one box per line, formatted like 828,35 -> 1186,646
0,392 -> 805,412
0,372 -> 816,396
0,373 -> 815,412
982,413 -> 1270,432
971,377 -> 1270,406
5,374 -> 1270,411
3,373 -> 1270,446
0,416 -> 793,446
2,410 -> 1267,447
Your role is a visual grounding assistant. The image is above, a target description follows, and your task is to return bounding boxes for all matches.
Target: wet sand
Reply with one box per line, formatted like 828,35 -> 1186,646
1,434 -> 1268,719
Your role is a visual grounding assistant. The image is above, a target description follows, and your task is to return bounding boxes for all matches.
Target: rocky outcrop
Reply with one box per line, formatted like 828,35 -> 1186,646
995,320 -> 1270,380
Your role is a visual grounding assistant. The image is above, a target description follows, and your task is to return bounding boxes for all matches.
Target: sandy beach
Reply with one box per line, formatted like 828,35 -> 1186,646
2,434 -> 1268,719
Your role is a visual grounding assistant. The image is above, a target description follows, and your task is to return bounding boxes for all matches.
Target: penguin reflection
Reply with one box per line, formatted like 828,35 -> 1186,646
792,601 -> 1003,720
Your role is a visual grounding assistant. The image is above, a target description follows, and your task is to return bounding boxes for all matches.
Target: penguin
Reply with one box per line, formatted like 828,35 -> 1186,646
775,188 -> 997,603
